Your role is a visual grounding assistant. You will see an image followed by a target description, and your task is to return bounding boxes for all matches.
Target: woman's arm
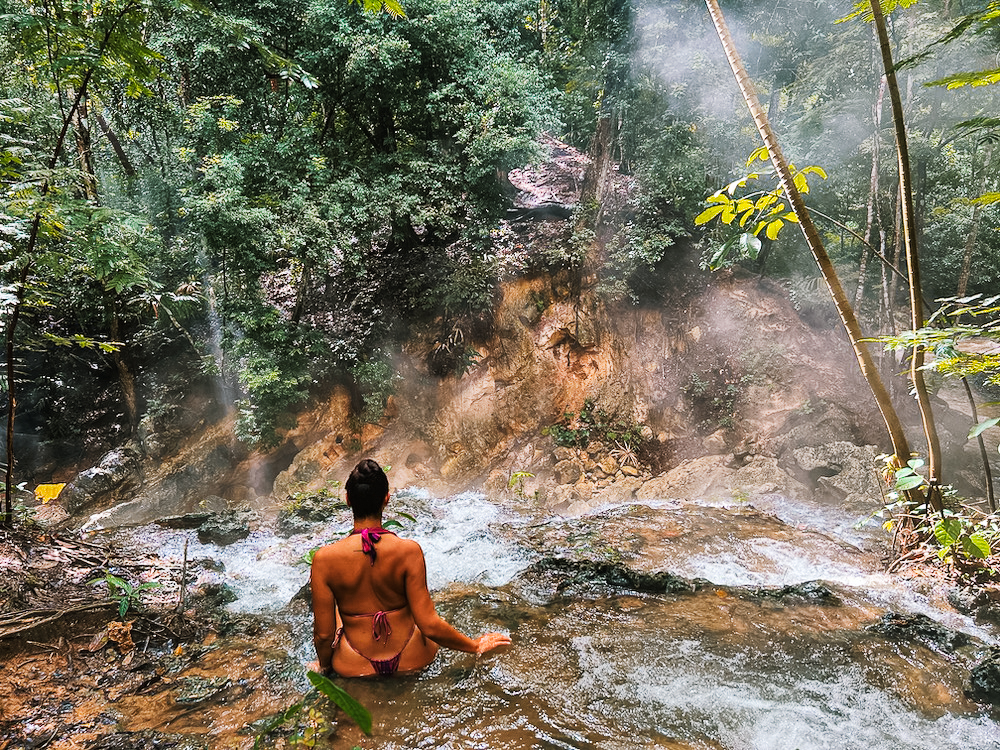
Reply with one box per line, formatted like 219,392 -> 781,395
310,548 -> 339,673
403,542 -> 511,655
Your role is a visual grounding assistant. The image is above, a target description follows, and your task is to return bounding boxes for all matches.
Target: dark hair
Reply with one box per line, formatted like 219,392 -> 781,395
345,459 -> 389,518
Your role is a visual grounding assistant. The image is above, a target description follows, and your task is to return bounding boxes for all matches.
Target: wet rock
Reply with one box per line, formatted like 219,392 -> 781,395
175,675 -> 232,704
947,585 -> 1000,626
731,456 -> 810,499
866,612 -> 972,653
156,512 -> 213,530
60,444 -> 143,514
790,442 -> 882,508
196,581 -> 239,606
968,646 -> 1000,705
276,493 -> 341,536
87,730 -> 208,749
196,511 -> 251,546
527,556 -> 703,596
750,580 -> 840,605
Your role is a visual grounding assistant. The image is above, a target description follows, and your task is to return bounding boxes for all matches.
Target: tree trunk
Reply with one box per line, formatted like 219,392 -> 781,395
956,202 -> 982,297
72,90 -> 100,202
703,0 -> 913,470
871,0 -> 943,508
95,111 -> 137,178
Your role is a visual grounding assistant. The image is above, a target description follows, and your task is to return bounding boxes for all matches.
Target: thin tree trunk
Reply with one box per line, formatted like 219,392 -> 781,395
703,0 -> 913,469
72,90 -> 100,202
871,0 -> 943,509
95,111 -> 137,178
3,260 -> 31,527
956,202 -> 982,297
962,377 -> 996,513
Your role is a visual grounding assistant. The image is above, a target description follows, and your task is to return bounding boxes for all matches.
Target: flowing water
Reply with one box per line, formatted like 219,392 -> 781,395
105,489 -> 1000,750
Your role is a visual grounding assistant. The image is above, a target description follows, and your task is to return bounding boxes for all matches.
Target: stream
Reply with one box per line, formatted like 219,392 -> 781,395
99,489 -> 999,750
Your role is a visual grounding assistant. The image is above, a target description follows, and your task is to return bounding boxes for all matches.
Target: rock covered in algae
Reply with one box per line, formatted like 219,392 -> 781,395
968,646 -> 1000,705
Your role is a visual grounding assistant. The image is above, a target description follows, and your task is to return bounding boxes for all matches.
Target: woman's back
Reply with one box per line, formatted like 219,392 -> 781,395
312,529 -> 440,676
310,458 -> 510,677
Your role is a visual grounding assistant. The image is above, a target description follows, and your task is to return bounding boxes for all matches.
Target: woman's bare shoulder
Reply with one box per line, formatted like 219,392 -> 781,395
311,539 -> 351,564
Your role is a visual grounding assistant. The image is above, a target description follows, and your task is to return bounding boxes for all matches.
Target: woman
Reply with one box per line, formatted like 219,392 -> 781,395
310,458 -> 511,677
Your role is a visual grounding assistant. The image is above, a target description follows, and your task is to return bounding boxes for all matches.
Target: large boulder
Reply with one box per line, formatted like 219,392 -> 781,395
790,441 -> 883,513
59,444 -> 142,514
197,510 -> 253,546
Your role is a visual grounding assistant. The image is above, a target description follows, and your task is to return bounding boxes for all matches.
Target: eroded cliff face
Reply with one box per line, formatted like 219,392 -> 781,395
257,264 -> 893,516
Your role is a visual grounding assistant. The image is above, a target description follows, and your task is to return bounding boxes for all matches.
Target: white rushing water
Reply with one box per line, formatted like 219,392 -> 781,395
111,489 -> 999,750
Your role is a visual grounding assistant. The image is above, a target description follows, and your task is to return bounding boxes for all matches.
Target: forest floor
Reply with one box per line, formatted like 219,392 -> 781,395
0,525 -> 304,750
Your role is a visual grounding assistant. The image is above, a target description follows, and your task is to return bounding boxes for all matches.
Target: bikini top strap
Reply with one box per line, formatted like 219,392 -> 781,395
349,527 -> 397,565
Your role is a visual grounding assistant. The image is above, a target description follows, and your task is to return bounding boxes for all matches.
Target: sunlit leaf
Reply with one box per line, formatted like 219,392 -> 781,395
933,517 -> 961,547
969,417 -> 1000,439
307,671 -> 372,735
694,204 -> 727,226
962,533 -> 991,559
894,474 -> 925,491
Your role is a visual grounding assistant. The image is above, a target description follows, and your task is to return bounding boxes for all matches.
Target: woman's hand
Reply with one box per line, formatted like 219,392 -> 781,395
474,632 -> 512,656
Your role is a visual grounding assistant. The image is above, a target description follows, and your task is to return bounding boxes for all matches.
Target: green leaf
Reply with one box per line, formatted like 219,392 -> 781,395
708,235 -> 739,270
962,533 -> 991,559
307,671 -> 373,735
969,417 -> 1000,439
894,474 -> 926,491
254,699 -> 307,749
933,518 -> 962,547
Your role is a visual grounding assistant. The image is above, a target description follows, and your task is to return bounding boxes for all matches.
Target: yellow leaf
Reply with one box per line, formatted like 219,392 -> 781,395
34,483 -> 65,503
755,194 -> 778,211
694,205 -> 727,225
765,219 -> 784,240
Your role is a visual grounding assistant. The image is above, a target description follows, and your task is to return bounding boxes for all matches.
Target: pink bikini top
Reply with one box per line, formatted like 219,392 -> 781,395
349,526 -> 396,565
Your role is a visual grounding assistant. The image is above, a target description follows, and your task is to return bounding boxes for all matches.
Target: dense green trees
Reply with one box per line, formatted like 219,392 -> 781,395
1,0 -> 998,526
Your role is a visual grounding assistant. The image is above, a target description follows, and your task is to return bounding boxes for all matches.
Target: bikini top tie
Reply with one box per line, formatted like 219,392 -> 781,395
349,527 -> 396,565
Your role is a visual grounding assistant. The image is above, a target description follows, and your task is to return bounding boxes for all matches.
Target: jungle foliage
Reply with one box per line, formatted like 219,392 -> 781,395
1,0 -> 999,529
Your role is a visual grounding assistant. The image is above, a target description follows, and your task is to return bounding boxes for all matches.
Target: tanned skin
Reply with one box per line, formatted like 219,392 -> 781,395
310,491 -> 511,677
